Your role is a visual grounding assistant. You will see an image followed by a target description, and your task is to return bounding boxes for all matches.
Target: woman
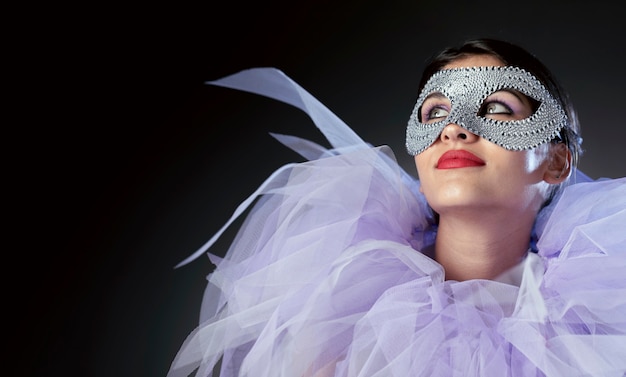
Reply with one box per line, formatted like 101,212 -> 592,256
168,39 -> 626,376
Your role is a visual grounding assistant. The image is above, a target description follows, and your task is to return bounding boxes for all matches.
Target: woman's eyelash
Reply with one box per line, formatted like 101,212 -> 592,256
421,104 -> 449,121
480,100 -> 513,115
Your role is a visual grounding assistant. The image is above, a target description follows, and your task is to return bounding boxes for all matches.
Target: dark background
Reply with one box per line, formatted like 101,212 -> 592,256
17,1 -> 625,376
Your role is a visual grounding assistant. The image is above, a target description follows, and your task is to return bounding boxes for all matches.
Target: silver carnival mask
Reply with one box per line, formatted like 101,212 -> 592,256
406,66 -> 568,155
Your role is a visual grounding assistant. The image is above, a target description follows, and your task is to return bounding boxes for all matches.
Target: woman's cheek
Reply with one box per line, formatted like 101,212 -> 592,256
522,146 -> 550,176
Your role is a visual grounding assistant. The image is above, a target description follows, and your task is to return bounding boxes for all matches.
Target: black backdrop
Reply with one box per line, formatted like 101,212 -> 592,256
21,1 -> 625,376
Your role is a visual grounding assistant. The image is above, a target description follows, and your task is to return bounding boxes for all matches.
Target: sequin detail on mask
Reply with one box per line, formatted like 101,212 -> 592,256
406,66 -> 568,155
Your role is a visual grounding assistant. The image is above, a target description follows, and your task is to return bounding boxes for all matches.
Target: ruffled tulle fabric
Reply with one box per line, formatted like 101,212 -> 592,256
168,68 -> 626,377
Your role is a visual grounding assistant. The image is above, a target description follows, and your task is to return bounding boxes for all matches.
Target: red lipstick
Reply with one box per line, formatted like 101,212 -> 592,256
437,150 -> 485,169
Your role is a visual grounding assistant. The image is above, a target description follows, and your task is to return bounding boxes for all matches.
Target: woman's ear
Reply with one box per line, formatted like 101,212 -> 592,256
544,143 -> 571,184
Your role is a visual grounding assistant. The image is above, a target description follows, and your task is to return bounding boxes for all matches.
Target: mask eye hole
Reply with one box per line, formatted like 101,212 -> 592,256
419,93 -> 450,123
478,89 -> 539,120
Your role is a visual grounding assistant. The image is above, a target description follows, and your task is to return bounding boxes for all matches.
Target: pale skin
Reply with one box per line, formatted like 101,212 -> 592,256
415,54 -> 571,281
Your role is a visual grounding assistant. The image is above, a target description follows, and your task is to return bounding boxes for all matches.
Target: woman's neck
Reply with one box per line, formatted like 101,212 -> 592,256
434,210 -> 534,281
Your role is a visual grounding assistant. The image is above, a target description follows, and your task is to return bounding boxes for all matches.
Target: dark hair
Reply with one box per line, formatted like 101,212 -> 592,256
418,38 -> 583,169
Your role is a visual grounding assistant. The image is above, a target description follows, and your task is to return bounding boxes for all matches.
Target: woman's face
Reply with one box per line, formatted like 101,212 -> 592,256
415,54 -> 552,216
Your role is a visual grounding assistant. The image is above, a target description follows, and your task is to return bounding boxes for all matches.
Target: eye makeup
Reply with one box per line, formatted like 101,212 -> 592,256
479,90 -> 533,119
420,94 -> 451,122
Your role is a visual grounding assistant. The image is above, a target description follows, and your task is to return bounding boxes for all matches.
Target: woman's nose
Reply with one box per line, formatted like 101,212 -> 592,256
439,123 -> 478,143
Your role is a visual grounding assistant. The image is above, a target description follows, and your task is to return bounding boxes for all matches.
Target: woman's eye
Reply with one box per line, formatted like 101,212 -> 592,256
425,106 -> 449,121
419,93 -> 451,122
480,102 -> 512,116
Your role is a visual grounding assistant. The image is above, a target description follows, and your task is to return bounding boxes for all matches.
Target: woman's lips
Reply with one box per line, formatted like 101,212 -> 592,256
437,150 -> 486,169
